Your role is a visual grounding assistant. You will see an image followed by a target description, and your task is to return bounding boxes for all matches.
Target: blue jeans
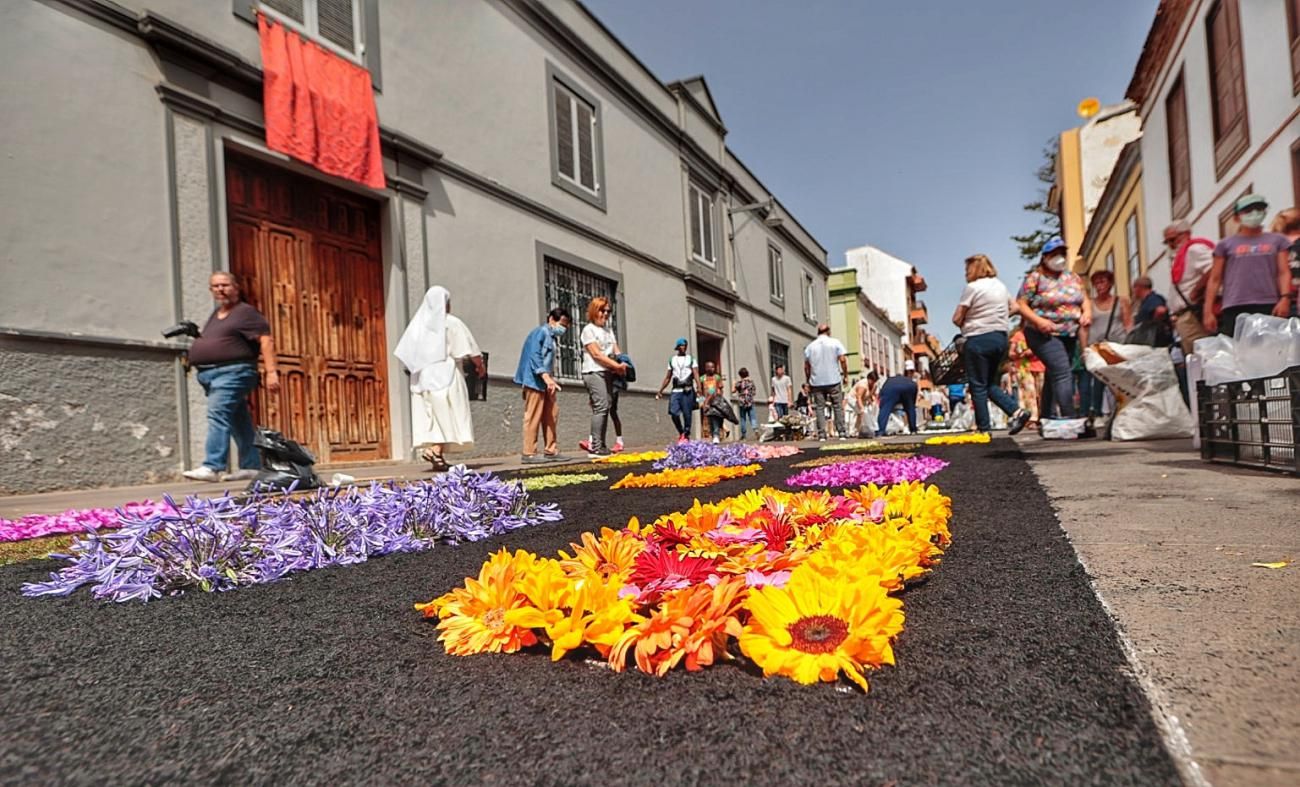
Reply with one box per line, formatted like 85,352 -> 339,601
962,332 -> 1021,432
1024,329 -> 1078,418
774,403 -> 789,418
877,377 -> 918,435
738,404 -> 758,438
668,389 -> 696,436
196,363 -> 260,471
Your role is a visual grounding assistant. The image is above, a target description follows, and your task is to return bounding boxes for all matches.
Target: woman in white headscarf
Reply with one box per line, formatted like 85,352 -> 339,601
394,286 -> 484,471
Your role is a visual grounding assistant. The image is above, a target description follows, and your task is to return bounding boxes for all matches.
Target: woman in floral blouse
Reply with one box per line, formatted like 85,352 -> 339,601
1015,237 -> 1091,419
732,367 -> 758,440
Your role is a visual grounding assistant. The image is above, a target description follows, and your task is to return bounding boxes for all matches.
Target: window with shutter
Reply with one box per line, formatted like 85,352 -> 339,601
768,245 -> 784,301
547,69 -> 604,209
802,272 -> 816,321
1125,213 -> 1141,281
258,0 -> 361,60
1288,0 -> 1300,94
555,90 -> 575,181
1165,71 -> 1192,218
1206,0 -> 1249,177
688,184 -> 716,265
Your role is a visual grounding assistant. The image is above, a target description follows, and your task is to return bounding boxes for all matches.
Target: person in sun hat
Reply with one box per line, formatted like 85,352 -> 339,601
1202,194 -> 1293,337
655,336 -> 699,443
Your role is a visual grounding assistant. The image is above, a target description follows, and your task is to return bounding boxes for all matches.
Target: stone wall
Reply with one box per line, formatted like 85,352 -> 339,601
0,339 -> 182,494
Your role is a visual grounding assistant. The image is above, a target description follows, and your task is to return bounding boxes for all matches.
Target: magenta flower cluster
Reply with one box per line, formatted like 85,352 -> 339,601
22,466 -> 562,603
0,501 -> 175,544
785,456 -> 949,488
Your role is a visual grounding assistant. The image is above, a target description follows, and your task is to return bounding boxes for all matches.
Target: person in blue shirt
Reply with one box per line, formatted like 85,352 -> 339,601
946,382 -> 966,412
513,307 -> 571,462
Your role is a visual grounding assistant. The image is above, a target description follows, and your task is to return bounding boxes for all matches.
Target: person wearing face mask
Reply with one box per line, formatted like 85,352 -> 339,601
1015,237 -> 1091,420
1202,194 -> 1293,337
513,307 -> 572,463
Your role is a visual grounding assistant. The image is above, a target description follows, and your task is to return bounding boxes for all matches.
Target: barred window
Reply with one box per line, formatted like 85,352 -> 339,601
543,258 -> 618,379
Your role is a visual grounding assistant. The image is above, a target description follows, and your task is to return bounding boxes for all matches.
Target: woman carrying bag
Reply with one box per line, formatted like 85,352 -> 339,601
1080,270 -> 1130,418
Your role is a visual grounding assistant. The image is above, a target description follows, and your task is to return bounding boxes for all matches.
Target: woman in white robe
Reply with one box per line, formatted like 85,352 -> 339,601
394,286 -> 484,471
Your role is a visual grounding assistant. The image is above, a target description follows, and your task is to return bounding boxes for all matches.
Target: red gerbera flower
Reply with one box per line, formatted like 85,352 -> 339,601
626,544 -> 719,603
653,521 -> 693,548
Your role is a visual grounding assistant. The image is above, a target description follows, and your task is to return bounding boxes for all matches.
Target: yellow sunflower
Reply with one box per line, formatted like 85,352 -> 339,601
739,564 -> 904,691
418,548 -> 541,656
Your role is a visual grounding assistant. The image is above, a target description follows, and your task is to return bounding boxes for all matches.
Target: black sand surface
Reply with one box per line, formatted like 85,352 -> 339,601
0,442 -> 1181,785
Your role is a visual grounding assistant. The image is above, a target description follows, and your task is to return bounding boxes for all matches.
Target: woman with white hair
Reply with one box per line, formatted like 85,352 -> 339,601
395,286 -> 485,471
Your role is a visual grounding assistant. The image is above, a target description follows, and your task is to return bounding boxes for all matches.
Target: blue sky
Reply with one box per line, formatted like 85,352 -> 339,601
582,0 -> 1159,342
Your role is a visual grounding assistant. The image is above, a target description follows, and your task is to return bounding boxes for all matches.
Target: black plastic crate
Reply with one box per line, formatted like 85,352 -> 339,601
1197,366 -> 1300,474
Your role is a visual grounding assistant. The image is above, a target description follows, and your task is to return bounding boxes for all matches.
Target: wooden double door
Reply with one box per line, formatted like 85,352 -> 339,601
225,152 -> 390,464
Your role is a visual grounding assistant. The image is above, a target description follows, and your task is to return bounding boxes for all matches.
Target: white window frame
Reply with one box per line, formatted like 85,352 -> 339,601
767,244 -> 784,302
554,81 -> 601,198
801,271 -> 817,321
1125,212 -> 1141,286
689,183 -> 717,266
259,0 -> 363,64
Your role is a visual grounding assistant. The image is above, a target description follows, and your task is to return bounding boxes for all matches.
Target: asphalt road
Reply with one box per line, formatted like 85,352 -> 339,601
0,444 -> 1181,785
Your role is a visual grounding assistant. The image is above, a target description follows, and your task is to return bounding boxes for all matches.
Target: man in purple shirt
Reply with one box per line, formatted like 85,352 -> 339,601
1203,194 -> 1292,337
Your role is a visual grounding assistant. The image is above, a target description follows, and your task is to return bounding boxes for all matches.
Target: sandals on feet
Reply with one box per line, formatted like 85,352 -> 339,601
421,448 -> 449,472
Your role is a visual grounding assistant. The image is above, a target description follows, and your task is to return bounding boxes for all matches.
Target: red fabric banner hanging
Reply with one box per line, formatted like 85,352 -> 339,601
258,13 -> 385,189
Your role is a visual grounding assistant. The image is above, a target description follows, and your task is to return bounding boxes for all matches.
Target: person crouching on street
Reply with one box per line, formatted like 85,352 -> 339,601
876,361 -> 919,436
182,271 -> 280,482
513,307 -> 570,463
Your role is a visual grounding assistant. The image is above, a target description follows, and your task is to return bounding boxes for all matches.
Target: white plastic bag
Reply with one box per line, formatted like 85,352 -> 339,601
885,411 -> 908,435
1040,417 -> 1089,440
1192,334 -> 1243,386
1084,343 -> 1193,441
859,404 -> 879,438
1233,314 -> 1300,381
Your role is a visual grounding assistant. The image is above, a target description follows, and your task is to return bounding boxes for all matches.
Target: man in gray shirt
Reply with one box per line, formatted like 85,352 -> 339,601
803,323 -> 848,440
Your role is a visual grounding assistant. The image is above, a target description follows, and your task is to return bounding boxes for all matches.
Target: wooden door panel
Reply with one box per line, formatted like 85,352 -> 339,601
225,151 -> 388,464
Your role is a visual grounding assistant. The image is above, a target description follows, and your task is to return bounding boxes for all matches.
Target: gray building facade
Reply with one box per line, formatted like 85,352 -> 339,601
0,0 -> 828,494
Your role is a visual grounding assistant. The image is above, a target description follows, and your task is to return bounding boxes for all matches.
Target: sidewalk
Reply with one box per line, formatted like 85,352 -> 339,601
1019,435 -> 1300,787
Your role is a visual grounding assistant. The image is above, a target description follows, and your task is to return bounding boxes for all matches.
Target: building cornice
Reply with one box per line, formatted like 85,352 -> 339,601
1126,0 -> 1196,107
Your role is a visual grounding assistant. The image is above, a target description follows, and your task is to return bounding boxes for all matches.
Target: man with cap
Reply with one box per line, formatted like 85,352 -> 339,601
655,337 -> 700,443
876,360 -> 919,436
1203,194 -> 1293,337
1163,219 -> 1215,354
803,323 -> 849,440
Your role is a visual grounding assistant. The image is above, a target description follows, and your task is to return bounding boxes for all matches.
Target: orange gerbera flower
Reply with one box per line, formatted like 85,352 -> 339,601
419,548 -> 541,656
558,526 -> 646,583
609,576 -> 747,675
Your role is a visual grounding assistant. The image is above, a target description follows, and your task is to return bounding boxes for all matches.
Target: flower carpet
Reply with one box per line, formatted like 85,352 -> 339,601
785,456 -> 949,488
791,451 -> 916,468
0,441 -> 1182,783
610,464 -> 762,489
0,500 -> 175,543
420,482 -> 950,690
22,467 -> 561,602
926,432 -> 991,445
519,472 -> 608,491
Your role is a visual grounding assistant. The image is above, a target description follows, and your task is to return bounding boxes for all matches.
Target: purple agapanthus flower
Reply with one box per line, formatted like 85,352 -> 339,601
22,466 -> 562,604
785,456 -> 948,488
653,440 -> 759,470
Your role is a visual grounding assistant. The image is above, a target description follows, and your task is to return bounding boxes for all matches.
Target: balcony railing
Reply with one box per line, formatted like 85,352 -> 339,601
908,273 -> 927,292
909,301 -> 928,324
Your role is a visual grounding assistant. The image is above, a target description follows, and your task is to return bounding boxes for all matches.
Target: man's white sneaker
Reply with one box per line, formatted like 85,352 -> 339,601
182,466 -> 220,482
222,469 -> 259,482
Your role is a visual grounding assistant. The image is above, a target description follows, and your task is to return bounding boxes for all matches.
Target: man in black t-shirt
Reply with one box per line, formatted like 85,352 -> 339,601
181,272 -> 280,482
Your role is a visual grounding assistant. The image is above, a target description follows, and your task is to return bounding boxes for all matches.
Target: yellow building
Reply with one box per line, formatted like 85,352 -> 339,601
1049,102 -> 1141,272
1079,141 -> 1146,296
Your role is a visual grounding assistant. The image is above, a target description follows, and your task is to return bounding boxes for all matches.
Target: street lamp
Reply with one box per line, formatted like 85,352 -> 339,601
728,197 -> 784,229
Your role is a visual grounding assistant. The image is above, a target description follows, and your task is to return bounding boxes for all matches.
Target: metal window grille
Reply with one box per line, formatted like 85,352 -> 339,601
544,258 -> 618,379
